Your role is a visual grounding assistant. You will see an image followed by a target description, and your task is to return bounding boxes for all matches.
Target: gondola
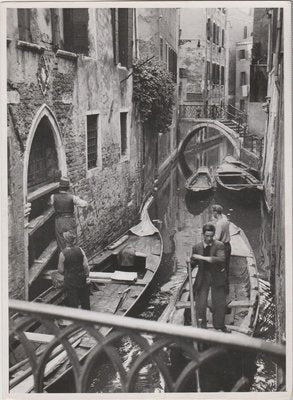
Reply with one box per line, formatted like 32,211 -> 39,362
223,155 -> 260,179
9,196 -> 163,393
185,166 -> 214,193
159,222 -> 260,391
214,162 -> 263,202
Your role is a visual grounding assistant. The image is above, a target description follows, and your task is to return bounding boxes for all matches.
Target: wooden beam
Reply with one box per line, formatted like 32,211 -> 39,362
24,332 -> 54,343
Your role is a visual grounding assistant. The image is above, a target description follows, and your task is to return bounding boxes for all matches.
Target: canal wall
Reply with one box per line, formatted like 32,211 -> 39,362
7,9 -> 143,299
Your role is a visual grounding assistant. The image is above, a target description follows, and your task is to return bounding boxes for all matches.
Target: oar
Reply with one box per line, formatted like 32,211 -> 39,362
186,255 -> 201,392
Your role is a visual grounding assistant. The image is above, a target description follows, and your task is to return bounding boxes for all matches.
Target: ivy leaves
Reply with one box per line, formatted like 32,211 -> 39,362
133,59 -> 175,134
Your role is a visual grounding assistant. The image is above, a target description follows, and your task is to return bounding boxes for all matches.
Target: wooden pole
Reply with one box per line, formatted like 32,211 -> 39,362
186,257 -> 201,392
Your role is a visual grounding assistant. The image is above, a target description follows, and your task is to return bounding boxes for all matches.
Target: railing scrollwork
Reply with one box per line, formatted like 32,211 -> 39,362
9,300 -> 286,393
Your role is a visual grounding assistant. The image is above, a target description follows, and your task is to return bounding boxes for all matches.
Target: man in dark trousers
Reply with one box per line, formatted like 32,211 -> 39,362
211,204 -> 231,293
49,177 -> 88,251
58,230 -> 91,310
191,223 -> 230,332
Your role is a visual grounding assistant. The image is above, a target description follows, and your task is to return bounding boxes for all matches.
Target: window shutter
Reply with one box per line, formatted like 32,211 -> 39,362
72,9 -> 89,54
63,9 -> 74,52
18,9 -> 32,41
111,9 -> 118,64
127,9 -> 133,68
51,9 -> 61,49
118,9 -> 128,67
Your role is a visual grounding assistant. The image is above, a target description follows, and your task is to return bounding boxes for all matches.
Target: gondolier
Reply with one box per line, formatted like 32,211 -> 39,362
49,177 -> 88,251
190,223 -> 231,333
211,204 -> 231,293
58,231 -> 91,310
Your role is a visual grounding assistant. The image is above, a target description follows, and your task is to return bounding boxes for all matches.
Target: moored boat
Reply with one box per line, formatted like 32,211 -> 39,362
223,155 -> 260,179
185,166 -> 214,194
9,196 -> 163,393
214,162 -> 263,202
159,221 -> 260,391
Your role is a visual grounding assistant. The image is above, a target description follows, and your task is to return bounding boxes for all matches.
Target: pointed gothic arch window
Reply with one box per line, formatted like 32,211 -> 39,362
27,116 -> 59,192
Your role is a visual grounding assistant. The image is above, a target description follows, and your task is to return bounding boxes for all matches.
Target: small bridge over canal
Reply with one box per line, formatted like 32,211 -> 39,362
178,104 -> 263,176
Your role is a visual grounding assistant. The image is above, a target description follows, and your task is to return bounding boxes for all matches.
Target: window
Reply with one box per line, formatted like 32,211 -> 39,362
216,65 -> 220,84
207,61 -> 210,80
221,66 -> 225,85
112,9 -> 133,68
240,71 -> 247,85
240,99 -> 245,111
213,23 -> 216,44
18,9 -> 32,42
216,26 -> 220,45
222,29 -> 225,47
186,93 -> 203,102
28,118 -> 59,191
87,114 -> 98,169
120,112 -> 128,156
63,9 -> 89,54
239,49 -> 246,59
244,26 -> 248,39
168,47 -> 177,82
206,18 -> 211,41
160,37 -> 163,59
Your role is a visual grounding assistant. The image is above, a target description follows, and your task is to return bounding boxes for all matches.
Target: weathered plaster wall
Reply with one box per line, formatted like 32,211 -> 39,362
7,8 -> 142,298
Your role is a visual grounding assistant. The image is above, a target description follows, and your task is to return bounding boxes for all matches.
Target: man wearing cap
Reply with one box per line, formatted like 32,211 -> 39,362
211,204 -> 231,293
58,230 -> 91,310
49,177 -> 88,251
190,223 -> 230,332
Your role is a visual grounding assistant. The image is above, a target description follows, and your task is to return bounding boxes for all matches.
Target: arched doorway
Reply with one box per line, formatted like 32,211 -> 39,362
24,105 -> 66,299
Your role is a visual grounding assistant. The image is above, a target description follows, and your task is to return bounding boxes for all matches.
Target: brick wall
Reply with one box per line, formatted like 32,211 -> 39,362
7,8 -> 143,299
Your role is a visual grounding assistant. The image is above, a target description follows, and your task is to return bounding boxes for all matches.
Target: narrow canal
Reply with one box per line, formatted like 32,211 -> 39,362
89,129 -> 277,392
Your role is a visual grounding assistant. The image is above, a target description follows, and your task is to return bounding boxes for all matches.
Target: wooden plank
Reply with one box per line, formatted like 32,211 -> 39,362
28,207 -> 54,236
11,338 -> 81,393
29,241 -> 58,285
24,332 -> 54,344
227,300 -> 252,308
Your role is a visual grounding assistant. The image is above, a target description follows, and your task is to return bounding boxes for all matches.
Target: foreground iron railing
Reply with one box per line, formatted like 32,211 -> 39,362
9,300 -> 285,393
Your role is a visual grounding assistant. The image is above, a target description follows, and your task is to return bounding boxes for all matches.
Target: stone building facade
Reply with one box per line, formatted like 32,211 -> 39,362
178,8 -> 228,109
235,36 -> 253,113
136,8 -> 179,176
7,8 -> 144,300
226,8 -> 253,109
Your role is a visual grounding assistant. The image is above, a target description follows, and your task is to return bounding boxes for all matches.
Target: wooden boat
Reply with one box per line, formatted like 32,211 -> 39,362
223,155 -> 259,179
214,162 -> 263,202
185,166 -> 214,193
9,196 -> 163,393
160,222 -> 259,333
159,222 -> 260,391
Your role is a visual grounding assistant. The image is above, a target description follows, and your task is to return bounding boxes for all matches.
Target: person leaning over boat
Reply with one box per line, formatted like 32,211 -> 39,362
58,230 -> 91,310
49,177 -> 88,251
211,204 -> 231,293
190,223 -> 231,333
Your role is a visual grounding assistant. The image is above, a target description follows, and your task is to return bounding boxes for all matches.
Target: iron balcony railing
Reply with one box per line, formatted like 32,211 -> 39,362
179,104 -> 265,157
9,299 -> 285,393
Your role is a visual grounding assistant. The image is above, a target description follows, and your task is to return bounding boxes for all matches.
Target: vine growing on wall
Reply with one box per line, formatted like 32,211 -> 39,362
132,58 -> 175,134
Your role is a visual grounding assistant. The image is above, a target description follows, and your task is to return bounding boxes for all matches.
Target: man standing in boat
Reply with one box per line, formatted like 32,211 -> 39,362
211,204 -> 231,293
190,223 -> 231,333
49,177 -> 88,251
58,230 -> 91,310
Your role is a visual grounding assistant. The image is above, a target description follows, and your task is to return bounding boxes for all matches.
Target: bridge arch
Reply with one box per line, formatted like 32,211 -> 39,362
178,119 -> 241,177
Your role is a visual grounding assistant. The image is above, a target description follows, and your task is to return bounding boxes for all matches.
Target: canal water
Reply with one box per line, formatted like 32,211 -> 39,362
89,129 -> 277,392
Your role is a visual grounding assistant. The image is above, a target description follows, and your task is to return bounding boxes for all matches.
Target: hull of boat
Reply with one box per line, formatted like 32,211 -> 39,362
215,176 -> 262,203
159,222 -> 260,391
9,199 -> 163,393
185,169 -> 214,194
